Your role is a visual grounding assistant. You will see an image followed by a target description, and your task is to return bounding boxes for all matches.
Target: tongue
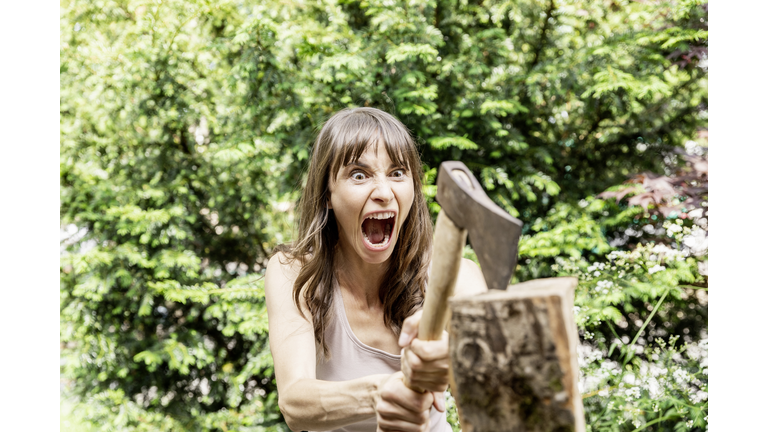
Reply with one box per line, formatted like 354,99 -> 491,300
362,219 -> 386,244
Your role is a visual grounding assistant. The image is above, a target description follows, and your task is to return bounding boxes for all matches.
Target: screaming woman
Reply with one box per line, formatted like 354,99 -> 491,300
265,107 -> 487,432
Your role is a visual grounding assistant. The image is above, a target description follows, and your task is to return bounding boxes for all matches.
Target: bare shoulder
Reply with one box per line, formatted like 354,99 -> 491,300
266,251 -> 303,286
460,258 -> 480,271
455,258 -> 488,297
265,251 -> 311,316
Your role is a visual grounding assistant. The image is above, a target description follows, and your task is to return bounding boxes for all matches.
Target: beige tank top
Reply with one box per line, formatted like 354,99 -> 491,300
314,279 -> 451,432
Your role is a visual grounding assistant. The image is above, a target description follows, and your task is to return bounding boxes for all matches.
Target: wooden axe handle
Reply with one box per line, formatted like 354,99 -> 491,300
403,211 -> 467,392
419,211 -> 467,340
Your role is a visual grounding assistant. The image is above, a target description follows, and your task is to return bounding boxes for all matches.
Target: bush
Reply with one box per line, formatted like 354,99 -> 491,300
61,0 -> 707,430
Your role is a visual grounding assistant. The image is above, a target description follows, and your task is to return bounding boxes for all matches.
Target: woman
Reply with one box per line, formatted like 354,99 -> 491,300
265,108 -> 487,431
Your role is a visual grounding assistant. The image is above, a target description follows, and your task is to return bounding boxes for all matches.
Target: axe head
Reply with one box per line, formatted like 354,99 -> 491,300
436,161 -> 523,291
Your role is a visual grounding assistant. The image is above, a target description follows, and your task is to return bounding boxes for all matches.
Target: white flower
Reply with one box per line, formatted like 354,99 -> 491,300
648,265 -> 666,274
683,226 -> 708,255
666,224 -> 683,236
643,224 -> 656,234
595,280 -> 615,294
673,368 -> 690,383
596,280 -> 614,289
646,377 -> 662,398
691,390 -> 709,403
696,217 -> 708,230
685,140 -> 705,155
588,262 -> 606,272
624,387 -> 641,400
608,250 -> 627,261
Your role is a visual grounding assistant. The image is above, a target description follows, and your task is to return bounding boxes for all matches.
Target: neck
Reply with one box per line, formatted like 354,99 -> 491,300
334,247 -> 389,308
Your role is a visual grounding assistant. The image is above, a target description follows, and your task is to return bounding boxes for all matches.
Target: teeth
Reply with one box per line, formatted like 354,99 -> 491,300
366,211 -> 395,220
363,233 -> 390,247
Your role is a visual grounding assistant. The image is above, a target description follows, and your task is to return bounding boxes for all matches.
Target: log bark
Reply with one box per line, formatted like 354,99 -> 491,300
447,277 -> 585,432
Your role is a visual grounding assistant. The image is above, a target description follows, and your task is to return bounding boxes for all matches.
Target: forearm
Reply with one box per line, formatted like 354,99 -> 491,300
279,374 -> 389,432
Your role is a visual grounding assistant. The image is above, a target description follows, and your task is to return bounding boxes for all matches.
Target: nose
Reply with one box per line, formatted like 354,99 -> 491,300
370,177 -> 394,203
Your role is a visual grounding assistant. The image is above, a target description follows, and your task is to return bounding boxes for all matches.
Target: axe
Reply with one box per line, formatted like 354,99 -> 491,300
409,161 -> 585,432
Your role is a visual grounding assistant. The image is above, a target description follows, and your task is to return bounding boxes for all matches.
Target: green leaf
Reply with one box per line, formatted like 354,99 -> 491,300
428,135 -> 479,150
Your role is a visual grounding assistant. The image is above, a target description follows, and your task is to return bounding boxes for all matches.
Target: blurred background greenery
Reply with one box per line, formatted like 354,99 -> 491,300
60,0 -> 707,430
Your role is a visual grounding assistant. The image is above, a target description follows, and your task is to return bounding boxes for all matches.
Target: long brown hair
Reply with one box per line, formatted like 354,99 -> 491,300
275,107 -> 433,358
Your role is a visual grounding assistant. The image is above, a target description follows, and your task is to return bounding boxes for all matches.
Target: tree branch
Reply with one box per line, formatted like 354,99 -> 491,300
529,0 -> 556,71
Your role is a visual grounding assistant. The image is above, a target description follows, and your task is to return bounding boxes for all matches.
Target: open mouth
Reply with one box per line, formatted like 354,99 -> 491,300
361,211 -> 396,249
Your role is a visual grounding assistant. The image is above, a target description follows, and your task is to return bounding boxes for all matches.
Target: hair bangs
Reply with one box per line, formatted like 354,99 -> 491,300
327,110 -> 415,178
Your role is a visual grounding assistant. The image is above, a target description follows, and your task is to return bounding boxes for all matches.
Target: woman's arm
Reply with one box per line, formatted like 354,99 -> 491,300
265,253 -> 433,431
454,257 -> 489,297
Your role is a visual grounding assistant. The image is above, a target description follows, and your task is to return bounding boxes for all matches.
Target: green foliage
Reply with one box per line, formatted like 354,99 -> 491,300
61,0 -> 707,430
444,390 -> 462,432
579,336 -> 708,431
521,198 -> 708,432
60,1 -> 289,428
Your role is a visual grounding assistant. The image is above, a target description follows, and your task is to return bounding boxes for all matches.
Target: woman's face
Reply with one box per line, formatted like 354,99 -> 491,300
328,140 -> 415,265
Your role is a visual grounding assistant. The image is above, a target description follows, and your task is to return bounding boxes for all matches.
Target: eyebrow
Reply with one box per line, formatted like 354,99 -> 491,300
346,161 -> 404,170
346,161 -> 371,170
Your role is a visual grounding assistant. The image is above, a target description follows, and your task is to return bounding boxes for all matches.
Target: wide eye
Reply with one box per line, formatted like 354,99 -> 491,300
390,168 -> 406,178
351,171 -> 367,181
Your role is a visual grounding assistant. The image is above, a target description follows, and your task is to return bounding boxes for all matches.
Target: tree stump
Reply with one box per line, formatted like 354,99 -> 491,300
447,277 -> 585,432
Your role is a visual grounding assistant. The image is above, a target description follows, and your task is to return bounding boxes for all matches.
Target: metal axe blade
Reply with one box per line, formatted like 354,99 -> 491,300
435,161 -> 523,291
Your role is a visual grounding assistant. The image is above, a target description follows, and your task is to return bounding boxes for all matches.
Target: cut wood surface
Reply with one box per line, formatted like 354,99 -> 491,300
447,277 -> 585,432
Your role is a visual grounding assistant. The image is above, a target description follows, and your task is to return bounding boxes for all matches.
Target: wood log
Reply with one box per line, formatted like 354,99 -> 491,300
447,277 -> 585,432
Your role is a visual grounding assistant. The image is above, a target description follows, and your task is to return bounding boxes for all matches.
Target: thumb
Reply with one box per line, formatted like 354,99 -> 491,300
398,309 -> 423,347
431,391 -> 445,412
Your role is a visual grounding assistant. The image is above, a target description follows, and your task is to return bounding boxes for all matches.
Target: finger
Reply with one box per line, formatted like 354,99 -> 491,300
431,391 -> 445,412
377,397 -> 432,432
402,349 -> 450,392
377,411 -> 430,432
377,402 -> 429,426
403,348 -> 447,378
408,336 -> 449,362
380,374 -> 435,413
400,348 -> 412,387
399,310 -> 423,347
377,400 -> 431,422
400,350 -> 424,392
